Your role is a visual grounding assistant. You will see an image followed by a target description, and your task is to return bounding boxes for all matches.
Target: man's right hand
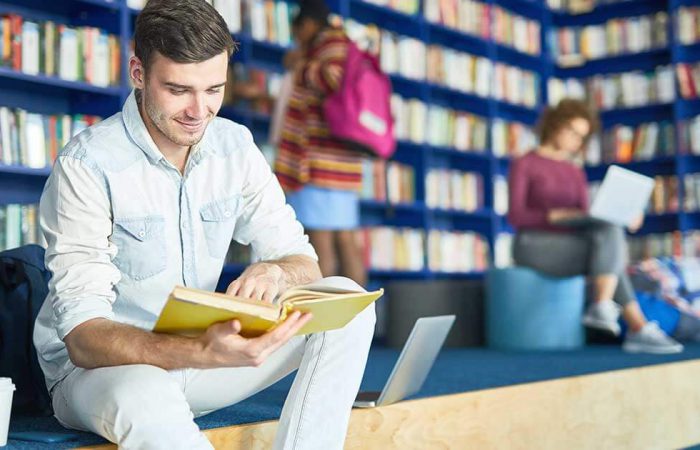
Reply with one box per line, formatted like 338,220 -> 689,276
198,311 -> 313,369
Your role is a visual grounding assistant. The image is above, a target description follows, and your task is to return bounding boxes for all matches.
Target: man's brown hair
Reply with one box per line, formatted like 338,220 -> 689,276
537,98 -> 599,146
134,0 -> 237,71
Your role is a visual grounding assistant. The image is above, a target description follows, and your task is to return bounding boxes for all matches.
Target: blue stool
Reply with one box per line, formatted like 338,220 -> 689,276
486,267 -> 586,351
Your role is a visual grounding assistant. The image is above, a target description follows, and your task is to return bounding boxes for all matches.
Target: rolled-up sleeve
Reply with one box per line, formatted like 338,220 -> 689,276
232,129 -> 317,262
40,154 -> 121,340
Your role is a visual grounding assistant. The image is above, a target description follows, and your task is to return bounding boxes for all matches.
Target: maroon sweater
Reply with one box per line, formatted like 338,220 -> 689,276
508,151 -> 589,232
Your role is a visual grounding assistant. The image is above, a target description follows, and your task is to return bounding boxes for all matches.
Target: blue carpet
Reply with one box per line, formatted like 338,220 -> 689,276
6,343 -> 700,449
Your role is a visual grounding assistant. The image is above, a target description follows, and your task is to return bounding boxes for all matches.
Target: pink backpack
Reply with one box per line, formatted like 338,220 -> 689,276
324,41 -> 396,159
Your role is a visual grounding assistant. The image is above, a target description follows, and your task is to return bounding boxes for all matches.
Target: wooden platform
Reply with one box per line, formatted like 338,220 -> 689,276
78,358 -> 700,450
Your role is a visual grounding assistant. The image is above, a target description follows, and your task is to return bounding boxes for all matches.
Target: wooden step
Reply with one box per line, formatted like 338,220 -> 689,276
78,359 -> 700,450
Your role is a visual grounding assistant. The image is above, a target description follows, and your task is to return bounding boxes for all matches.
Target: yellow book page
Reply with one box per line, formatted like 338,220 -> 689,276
153,298 -> 279,338
283,289 -> 383,336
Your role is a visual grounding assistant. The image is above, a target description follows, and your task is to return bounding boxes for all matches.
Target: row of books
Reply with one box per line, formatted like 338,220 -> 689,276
548,66 -> 675,110
550,13 -> 668,65
628,232 -> 679,261
490,119 -> 536,158
586,121 -> 675,165
678,116 -> 700,155
391,95 -> 489,151
360,159 -> 416,205
362,0 -> 420,15
223,63 -> 283,115
493,232 -> 513,268
423,0 -> 540,56
684,173 -> 700,213
425,45 -> 539,107
493,176 -> 508,216
0,204 -> 43,253
0,106 -> 100,169
346,20 -> 539,107
0,14 -> 121,87
130,0 -> 294,47
676,63 -> 700,100
426,230 -> 489,273
675,6 -> 700,46
649,176 -> 679,215
360,227 -> 425,271
546,0 -> 627,14
425,169 -> 483,212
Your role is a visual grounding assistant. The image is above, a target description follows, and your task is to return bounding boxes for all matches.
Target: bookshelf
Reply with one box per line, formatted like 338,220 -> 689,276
5,0 -> 698,289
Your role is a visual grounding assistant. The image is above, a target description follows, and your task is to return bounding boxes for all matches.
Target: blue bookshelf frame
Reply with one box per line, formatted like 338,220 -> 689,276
3,0 -> 693,286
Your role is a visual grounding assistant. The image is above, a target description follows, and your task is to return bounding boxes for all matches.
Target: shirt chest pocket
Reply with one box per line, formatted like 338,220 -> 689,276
111,216 -> 166,280
200,196 -> 240,259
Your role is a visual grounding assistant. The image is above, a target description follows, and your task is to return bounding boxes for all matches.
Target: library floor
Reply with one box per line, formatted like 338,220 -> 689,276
6,343 -> 700,449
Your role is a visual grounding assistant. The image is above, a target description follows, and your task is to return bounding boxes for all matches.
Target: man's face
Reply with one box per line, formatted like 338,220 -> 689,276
132,51 -> 228,149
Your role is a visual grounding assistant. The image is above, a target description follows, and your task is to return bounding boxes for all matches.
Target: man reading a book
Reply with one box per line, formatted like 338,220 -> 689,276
32,1 -> 376,449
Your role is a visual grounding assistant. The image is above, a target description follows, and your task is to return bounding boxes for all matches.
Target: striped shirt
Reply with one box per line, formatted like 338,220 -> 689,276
275,26 -> 363,192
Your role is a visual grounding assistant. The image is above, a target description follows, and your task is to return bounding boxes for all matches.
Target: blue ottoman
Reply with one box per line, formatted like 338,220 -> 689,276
486,267 -> 586,350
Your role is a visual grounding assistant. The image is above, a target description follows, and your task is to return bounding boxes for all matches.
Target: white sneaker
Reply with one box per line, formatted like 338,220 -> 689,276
622,321 -> 684,354
582,300 -> 621,336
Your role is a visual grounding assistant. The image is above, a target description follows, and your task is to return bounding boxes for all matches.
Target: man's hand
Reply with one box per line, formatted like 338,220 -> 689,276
227,262 -> 287,303
548,208 -> 586,224
198,311 -> 312,368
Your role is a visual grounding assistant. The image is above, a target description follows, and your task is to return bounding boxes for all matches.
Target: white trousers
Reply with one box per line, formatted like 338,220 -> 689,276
51,304 -> 376,450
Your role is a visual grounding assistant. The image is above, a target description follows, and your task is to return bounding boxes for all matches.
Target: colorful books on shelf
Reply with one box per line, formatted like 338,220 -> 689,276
0,14 -> 120,87
0,204 -> 44,252
362,0 -> 420,16
422,0 -> 540,56
425,169 -> 483,212
628,232 -> 681,261
223,63 -> 282,115
392,96 -> 488,151
675,6 -> 700,46
490,119 -> 536,158
493,175 -> 508,216
0,106 -> 100,169
491,4 -> 541,56
587,122 -> 675,165
548,66 -> 675,110
424,0 -> 490,39
244,0 -> 294,46
684,174 -> 700,213
427,230 -> 488,273
360,227 -> 425,271
550,12 -> 668,65
360,159 -> 416,205
494,232 -> 513,268
675,63 -> 700,100
677,116 -> 700,155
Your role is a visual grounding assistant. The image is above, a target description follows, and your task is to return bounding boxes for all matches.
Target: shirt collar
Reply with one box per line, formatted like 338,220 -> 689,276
121,90 -> 215,166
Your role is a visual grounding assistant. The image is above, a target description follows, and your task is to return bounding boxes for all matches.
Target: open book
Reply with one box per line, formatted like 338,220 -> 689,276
153,277 -> 383,337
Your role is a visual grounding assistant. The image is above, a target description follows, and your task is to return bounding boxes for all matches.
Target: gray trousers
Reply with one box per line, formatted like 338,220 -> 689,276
513,223 -> 635,307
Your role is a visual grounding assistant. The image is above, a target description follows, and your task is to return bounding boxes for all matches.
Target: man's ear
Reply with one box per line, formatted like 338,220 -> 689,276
129,56 -> 145,89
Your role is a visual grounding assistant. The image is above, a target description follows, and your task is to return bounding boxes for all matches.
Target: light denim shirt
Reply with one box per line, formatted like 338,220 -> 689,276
33,91 -> 316,391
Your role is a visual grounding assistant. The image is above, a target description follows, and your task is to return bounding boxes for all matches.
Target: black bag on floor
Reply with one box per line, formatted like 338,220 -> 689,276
0,244 -> 52,415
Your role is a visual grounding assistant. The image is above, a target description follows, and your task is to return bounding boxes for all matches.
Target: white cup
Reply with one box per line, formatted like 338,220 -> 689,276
0,378 -> 15,447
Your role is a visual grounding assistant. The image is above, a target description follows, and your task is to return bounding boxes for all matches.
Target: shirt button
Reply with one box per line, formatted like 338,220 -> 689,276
224,211 -> 232,218
138,231 -> 146,238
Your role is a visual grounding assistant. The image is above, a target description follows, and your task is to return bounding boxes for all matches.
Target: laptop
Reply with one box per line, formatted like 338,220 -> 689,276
555,165 -> 655,227
353,315 -> 455,408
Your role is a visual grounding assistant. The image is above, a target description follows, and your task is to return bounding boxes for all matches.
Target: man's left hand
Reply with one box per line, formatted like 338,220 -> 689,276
226,262 -> 287,303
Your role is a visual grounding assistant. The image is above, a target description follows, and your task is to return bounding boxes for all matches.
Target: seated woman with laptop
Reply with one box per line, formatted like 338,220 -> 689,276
507,98 -> 682,354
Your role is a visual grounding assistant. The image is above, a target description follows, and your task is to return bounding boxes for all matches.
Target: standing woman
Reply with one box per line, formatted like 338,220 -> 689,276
508,99 -> 683,354
275,0 -> 366,286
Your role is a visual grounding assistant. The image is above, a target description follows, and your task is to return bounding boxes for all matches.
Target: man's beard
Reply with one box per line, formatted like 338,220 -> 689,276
143,91 -> 207,147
